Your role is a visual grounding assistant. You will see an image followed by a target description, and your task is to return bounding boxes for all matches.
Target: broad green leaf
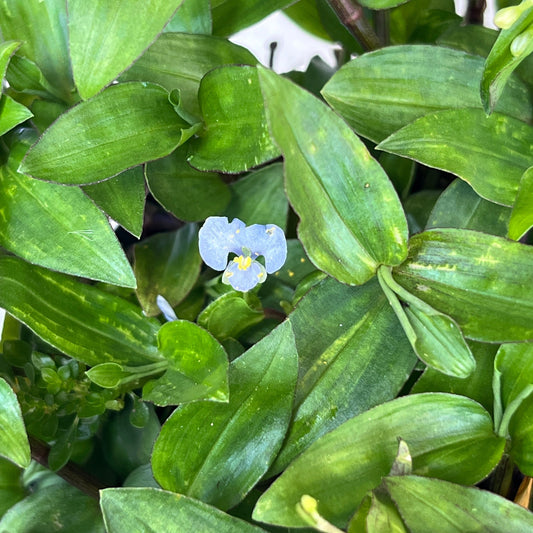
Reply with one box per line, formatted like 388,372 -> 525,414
142,320 -> 229,406
508,393 -> 533,474
224,163 -> 289,230
29,99 -> 68,134
284,0 -> 331,40
68,0 -> 183,99
0,458 -> 26,517
271,277 -> 416,474
378,267 -> 475,378
0,95 -> 33,136
481,4 -> 533,113
189,66 -> 280,173
152,321 -> 297,510
378,109 -> 533,207
0,41 -> 20,82
0,0 -> 74,102
0,256 -> 161,366
146,146 -> 230,222
0,482 -> 105,532
133,225 -> 202,316
20,82 -> 191,185
0,130 -> 136,287
211,0 -> 294,36
258,66 -> 408,285
427,179 -> 511,237
253,393 -> 504,528
101,488 -> 266,532
384,475 -> 533,532
122,33 -> 256,117
393,229 -> 533,342
269,239 -> 316,289
359,0 -> 411,9
198,292 -> 264,341
322,45 -> 532,143
411,341 -> 497,414
83,166 -> 146,238
165,0 -> 212,34
0,377 -> 30,468
437,23 -> 498,57
509,166 -> 533,240
348,490 -> 408,533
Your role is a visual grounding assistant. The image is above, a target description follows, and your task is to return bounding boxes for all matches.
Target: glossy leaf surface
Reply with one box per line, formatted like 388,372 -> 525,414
20,82 -> 190,185
271,277 -> 416,473
258,66 -> 408,285
134,225 -> 201,316
0,131 -> 136,286
393,229 -> 533,342
83,166 -> 146,238
101,488 -> 266,532
0,95 -> 33,136
0,378 -> 30,468
378,109 -> 533,206
189,66 -> 279,173
143,320 -> 229,406
68,0 -> 183,99
122,33 -> 256,116
322,45 -> 531,143
165,0 -> 212,34
253,393 -> 504,528
0,256 -> 161,366
509,166 -> 533,240
152,321 -> 297,510
508,393 -> 533,475
384,475 -> 533,532
0,41 -> 20,81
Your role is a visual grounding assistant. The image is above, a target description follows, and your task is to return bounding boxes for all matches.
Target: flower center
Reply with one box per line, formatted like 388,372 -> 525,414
233,255 -> 252,271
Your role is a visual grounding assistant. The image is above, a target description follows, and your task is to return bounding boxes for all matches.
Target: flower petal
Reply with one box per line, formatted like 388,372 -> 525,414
245,223 -> 287,273
199,216 -> 245,271
222,260 -> 266,292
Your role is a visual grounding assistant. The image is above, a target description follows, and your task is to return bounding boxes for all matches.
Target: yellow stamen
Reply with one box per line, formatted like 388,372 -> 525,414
233,255 -> 252,271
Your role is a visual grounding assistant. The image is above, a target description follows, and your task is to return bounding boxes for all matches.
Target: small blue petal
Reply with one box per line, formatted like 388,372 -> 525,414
199,216 -> 245,271
222,260 -> 266,292
245,224 -> 287,273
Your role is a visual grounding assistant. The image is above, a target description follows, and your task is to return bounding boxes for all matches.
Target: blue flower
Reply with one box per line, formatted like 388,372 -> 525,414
199,216 -> 287,292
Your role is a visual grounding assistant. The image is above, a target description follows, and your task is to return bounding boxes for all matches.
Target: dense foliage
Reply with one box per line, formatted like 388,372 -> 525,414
1,0 -> 533,531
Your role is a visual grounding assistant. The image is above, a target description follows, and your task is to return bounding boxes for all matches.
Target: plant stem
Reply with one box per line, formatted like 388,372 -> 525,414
327,0 -> 382,50
30,437 -> 107,500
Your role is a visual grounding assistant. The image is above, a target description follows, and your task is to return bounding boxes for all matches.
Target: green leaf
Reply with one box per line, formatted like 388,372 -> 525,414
393,228 -> 533,342
427,179 -> 511,237
0,458 -> 26,517
411,341 -> 497,414
0,256 -> 161,366
189,66 -> 279,173
0,131 -> 136,287
100,488 -> 266,532
165,0 -> 212,34
152,320 -> 297,510
68,0 -> 183,100
508,393 -> 533,474
20,82 -> 191,185
509,166 -> 533,240
253,393 -> 504,529
322,45 -> 532,143
258,66 -> 408,285
224,163 -> 289,230
481,5 -> 533,113
0,41 -> 20,82
142,320 -> 229,406
133,225 -> 202,317
198,292 -> 264,342
0,482 -> 105,532
383,475 -> 533,532
83,166 -> 145,238
146,146 -> 230,222
378,109 -> 533,207
271,277 -> 416,474
0,95 -> 33,136
378,267 -> 475,378
0,378 -> 30,468
211,0 -> 294,36
359,0 -> 411,9
122,33 -> 256,117
0,0 -> 74,102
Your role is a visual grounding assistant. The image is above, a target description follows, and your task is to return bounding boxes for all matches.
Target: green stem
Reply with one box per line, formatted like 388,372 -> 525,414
492,365 -> 504,432
327,0 -> 382,51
